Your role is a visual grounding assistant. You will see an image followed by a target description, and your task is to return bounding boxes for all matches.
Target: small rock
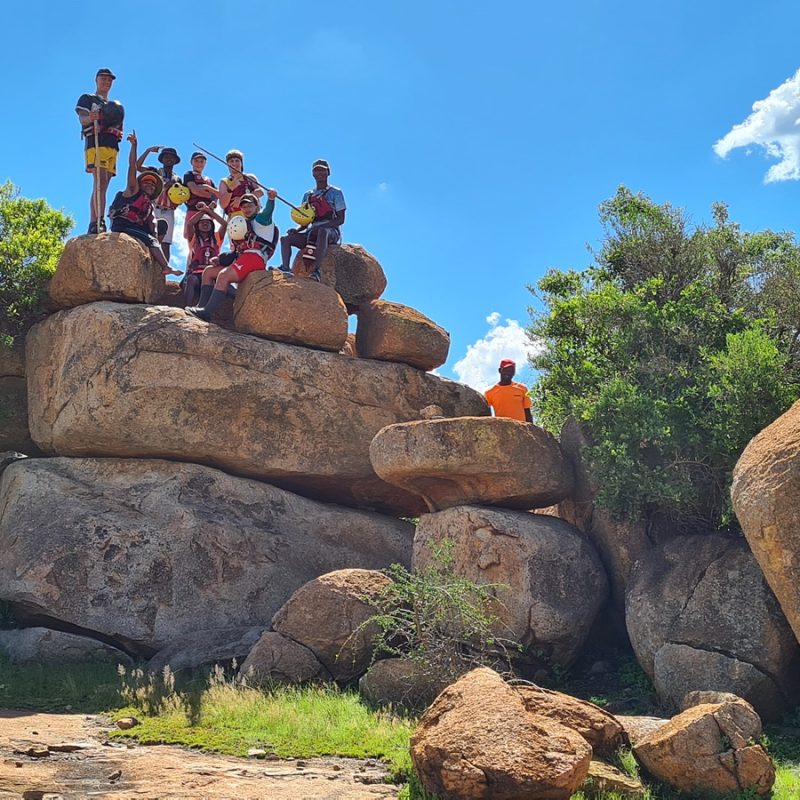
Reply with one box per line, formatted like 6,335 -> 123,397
116,717 -> 140,730
107,769 -> 122,782
247,748 -> 267,758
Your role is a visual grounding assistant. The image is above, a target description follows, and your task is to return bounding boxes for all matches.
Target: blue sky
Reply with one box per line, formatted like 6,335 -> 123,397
5,1 -> 800,390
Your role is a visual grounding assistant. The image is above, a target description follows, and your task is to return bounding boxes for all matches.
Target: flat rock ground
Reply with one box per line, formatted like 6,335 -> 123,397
0,709 -> 399,799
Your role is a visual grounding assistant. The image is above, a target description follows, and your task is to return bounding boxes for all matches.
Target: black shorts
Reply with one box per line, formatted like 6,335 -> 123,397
111,220 -> 159,249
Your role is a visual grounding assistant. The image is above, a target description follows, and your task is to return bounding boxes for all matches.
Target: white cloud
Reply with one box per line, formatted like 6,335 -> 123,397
714,67 -> 800,182
377,182 -> 389,192
453,313 -> 542,391
170,207 -> 190,271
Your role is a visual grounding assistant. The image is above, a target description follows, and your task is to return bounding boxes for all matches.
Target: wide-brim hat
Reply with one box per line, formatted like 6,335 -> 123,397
158,147 -> 181,165
138,170 -> 164,196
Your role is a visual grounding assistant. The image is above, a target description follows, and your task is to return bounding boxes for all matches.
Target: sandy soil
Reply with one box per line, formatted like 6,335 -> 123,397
0,709 -> 400,799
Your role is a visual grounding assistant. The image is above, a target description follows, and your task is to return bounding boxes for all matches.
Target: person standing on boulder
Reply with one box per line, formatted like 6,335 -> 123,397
136,146 -> 182,261
75,68 -> 124,234
484,359 -> 533,423
278,159 -> 346,281
108,131 -> 181,277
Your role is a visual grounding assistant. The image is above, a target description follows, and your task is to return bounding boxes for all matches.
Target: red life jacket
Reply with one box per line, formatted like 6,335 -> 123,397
188,233 -> 220,273
307,189 -> 335,221
186,173 -> 215,211
224,174 -> 259,213
109,190 -> 152,227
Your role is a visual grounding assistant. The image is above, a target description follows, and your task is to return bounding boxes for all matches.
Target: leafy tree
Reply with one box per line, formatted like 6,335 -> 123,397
0,182 -> 73,348
529,186 -> 799,533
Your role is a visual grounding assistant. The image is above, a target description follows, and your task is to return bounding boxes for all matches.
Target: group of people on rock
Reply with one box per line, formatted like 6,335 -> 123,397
76,68 -> 347,321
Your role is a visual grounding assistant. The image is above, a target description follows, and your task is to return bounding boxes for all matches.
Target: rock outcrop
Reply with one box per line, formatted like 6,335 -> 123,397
292,243 -> 387,307
233,270 -> 348,352
0,458 -> 413,656
633,701 -> 774,796
515,686 -> 628,755
410,667 -> 591,800
414,506 -> 608,666
359,658 -> 445,713
626,534 -> 800,720
356,300 -> 449,371
732,399 -> 800,645
271,569 -> 392,683
0,628 -> 129,664
147,626 -> 267,673
0,377 -> 36,454
25,302 -> 488,514
371,417 -> 574,512
49,233 -> 165,308
239,631 -> 329,686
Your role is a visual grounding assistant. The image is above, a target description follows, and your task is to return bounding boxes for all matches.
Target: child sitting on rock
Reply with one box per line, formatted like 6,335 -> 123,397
182,201 -> 228,307
109,132 -> 181,276
186,191 -> 278,321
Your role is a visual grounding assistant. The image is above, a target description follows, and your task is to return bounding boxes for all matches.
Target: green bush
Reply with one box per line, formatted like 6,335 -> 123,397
0,181 -> 73,348
530,187 -> 799,533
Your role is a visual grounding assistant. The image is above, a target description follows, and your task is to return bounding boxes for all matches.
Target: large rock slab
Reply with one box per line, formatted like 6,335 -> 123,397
272,569 -> 392,683
25,302 -> 488,514
414,506 -> 608,666
356,300 -> 449,371
292,243 -> 386,307
410,667 -> 591,800
147,626 -> 267,673
0,377 -> 37,454
233,270 -> 348,352
625,534 -> 800,720
0,458 -> 413,657
633,701 -> 774,796
371,417 -> 574,512
49,233 -> 165,308
732,399 -> 800,645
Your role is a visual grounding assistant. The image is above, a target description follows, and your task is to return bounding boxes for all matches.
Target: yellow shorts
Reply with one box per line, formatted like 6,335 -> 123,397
85,146 -> 118,176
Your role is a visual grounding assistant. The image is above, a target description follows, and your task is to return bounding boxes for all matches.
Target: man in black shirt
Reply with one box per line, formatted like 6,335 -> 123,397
76,68 -> 124,234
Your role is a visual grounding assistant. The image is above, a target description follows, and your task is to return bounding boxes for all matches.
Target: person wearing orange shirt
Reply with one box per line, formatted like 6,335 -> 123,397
484,359 -> 533,423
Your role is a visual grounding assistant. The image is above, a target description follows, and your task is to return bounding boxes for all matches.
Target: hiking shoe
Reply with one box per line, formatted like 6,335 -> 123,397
309,270 -> 321,282
278,266 -> 293,275
87,221 -> 98,235
98,219 -> 107,233
185,306 -> 211,322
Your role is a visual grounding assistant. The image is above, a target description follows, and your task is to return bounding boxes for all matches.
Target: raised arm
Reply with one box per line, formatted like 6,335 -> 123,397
124,131 -> 139,196
136,145 -> 161,171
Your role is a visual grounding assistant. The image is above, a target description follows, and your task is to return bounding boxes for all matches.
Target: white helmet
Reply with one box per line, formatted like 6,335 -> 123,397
228,214 -> 249,241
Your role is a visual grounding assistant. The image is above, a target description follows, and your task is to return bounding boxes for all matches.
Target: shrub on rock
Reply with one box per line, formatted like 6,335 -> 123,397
414,506 -> 608,666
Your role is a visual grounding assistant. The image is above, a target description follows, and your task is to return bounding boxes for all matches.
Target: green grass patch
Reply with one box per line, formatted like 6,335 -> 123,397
111,682 -> 416,781
0,653 -> 124,712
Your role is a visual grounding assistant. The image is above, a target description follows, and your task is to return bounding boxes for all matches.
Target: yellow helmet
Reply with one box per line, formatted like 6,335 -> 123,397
228,214 -> 249,241
167,182 -> 191,205
290,203 -> 315,226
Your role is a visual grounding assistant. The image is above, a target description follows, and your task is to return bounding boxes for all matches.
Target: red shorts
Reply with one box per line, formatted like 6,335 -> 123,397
231,250 -> 267,281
